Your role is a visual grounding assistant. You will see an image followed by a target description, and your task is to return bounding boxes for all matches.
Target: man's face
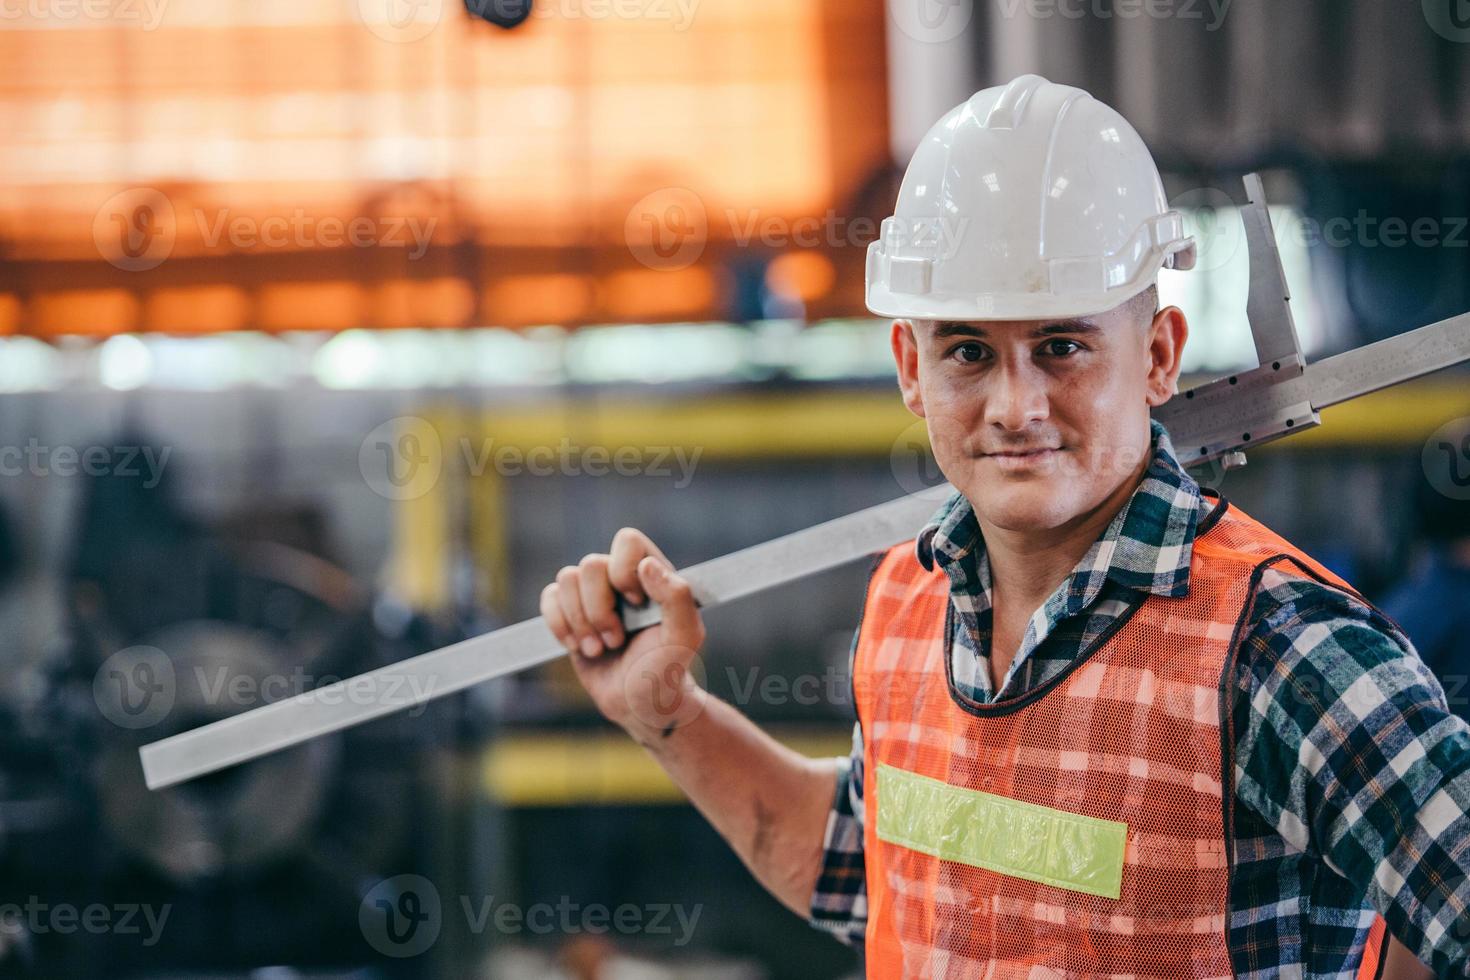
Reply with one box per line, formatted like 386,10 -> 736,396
891,294 -> 1187,534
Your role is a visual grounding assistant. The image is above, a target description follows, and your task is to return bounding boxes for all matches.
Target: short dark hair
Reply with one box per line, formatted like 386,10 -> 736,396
1127,284 -> 1160,326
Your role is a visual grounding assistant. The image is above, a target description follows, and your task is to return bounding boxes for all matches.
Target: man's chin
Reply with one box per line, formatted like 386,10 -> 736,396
983,510 -> 1072,534
962,483 -> 1077,533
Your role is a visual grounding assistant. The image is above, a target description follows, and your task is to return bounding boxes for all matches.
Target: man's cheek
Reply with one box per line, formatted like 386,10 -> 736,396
925,411 -> 979,456
1068,442 -> 1137,481
928,438 -> 970,478
922,379 -> 972,415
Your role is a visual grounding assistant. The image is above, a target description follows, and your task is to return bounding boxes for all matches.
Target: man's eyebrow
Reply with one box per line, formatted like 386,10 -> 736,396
931,320 -> 1103,339
932,321 -> 984,339
1037,320 -> 1104,336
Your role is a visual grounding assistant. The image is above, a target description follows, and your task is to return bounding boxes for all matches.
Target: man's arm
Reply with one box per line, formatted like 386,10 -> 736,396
538,527 -> 839,915
1233,566 -> 1470,976
638,696 -> 841,913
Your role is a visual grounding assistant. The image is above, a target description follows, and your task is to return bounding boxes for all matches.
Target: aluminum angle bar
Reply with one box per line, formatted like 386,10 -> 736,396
139,486 -> 951,789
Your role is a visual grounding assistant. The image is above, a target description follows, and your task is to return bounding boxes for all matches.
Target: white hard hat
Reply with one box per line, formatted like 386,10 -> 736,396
866,74 -> 1196,322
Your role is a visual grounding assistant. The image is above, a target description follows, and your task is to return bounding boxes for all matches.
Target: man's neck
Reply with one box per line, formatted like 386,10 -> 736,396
979,448 -> 1154,619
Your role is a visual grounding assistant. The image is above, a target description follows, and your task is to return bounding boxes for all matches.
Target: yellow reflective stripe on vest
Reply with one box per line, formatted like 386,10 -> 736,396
875,763 -> 1128,900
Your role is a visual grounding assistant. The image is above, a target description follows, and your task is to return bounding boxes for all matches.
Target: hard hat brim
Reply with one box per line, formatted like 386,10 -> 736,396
864,282 -> 1155,323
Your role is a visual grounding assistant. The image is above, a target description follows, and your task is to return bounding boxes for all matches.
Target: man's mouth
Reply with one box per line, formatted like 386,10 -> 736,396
983,447 -> 1061,469
984,447 -> 1059,457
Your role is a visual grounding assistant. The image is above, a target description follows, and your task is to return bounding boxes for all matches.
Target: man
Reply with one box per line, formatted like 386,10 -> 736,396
539,76 -> 1470,976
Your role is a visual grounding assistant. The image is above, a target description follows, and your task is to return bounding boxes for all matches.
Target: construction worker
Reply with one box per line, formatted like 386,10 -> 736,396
540,76 -> 1470,977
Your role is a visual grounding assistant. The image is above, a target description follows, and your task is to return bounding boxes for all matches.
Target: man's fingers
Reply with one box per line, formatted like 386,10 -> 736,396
554,566 -> 602,657
578,553 -> 623,649
636,555 -> 704,649
539,582 -> 576,654
608,527 -> 666,605
545,532 -> 674,661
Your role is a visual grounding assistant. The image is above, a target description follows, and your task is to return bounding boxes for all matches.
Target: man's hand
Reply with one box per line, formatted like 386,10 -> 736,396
540,528 -> 708,742
539,527 -> 839,918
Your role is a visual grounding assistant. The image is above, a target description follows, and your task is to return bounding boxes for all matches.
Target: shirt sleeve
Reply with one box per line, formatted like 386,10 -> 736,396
1233,566 -> 1470,976
807,720 -> 868,946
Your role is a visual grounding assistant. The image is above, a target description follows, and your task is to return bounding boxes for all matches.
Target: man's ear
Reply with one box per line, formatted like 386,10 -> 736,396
1144,306 -> 1188,408
890,319 -> 926,418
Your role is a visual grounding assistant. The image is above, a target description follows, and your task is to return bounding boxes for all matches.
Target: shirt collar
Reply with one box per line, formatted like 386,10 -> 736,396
915,418 -> 1209,602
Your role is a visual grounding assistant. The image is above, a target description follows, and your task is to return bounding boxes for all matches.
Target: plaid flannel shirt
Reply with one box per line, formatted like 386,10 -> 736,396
809,418 -> 1470,977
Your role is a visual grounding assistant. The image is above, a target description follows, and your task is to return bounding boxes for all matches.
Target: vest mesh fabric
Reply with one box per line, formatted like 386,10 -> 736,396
854,502 -> 1387,980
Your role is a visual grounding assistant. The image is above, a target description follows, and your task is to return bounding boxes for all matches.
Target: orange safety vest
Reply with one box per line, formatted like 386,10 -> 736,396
853,497 -> 1389,979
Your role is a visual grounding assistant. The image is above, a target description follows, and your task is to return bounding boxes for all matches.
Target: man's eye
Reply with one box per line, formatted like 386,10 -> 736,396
1042,339 -> 1082,357
951,343 -> 985,363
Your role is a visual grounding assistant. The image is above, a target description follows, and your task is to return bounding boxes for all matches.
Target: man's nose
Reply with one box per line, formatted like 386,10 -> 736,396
982,360 -> 1050,431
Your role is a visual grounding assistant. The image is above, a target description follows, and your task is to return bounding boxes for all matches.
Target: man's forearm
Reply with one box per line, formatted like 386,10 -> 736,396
629,694 -> 839,917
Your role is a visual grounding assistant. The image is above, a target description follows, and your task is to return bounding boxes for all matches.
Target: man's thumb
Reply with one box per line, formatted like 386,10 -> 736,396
636,555 -> 701,645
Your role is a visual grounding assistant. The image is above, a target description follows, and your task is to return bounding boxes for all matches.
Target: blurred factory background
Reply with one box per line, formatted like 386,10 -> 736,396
0,0 -> 1468,977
